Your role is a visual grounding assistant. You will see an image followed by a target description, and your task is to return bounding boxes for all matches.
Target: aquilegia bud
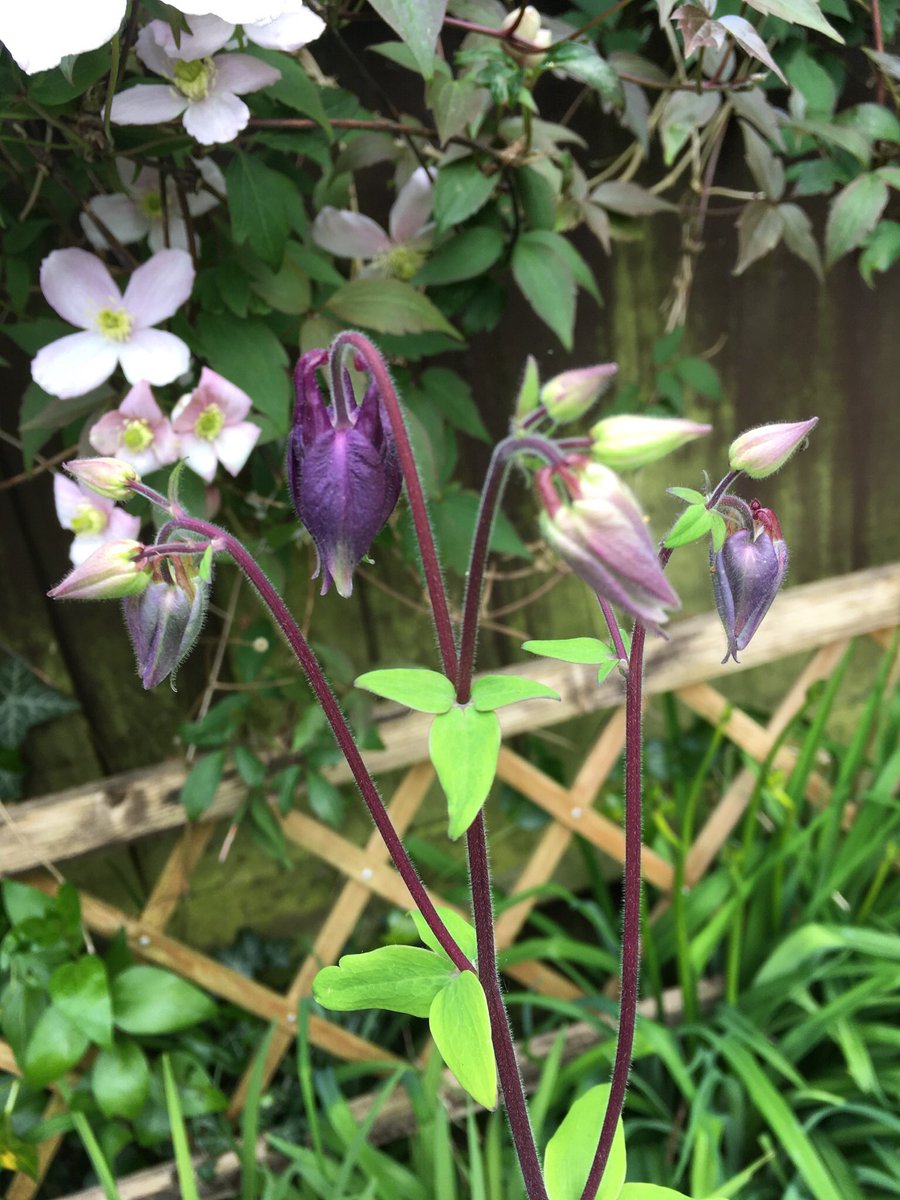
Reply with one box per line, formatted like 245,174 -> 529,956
123,555 -> 209,689
590,414 -> 711,470
48,539 -> 151,600
541,364 -> 617,424
710,496 -> 788,663
728,417 -> 818,479
537,460 -> 680,630
287,348 -> 402,598
65,456 -> 139,501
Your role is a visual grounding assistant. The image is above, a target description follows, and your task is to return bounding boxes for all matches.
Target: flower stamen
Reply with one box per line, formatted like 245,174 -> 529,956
69,502 -> 109,536
96,307 -> 133,343
173,58 -> 216,101
194,403 -> 224,441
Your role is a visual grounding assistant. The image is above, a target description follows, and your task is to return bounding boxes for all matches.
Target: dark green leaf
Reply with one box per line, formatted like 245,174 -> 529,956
326,278 -> 460,339
545,42 -> 623,105
418,368 -> 491,443
112,966 -> 216,1034
511,232 -> 576,349
313,946 -> 455,1017
23,1006 -> 89,1088
92,1042 -> 150,1120
825,174 -> 890,267
434,159 -> 496,232
249,47 -> 330,130
180,750 -> 227,821
415,226 -> 504,285
427,74 -> 489,144
368,0 -> 448,78
226,154 -> 293,269
194,312 -> 290,431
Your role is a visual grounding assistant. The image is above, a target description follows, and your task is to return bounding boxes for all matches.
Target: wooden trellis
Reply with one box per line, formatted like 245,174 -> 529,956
1,562 -> 899,1200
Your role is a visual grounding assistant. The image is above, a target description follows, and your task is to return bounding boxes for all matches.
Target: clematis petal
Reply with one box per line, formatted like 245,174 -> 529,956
106,508 -> 143,541
134,23 -> 177,78
389,166 -> 435,245
147,215 -> 193,254
213,52 -> 281,95
40,249 -> 121,329
115,157 -> 159,198
88,411 -> 127,456
244,5 -> 326,50
193,366 -> 253,422
0,0 -> 126,74
118,328 -> 191,387
119,379 -> 164,422
80,194 -> 149,250
186,156 -> 226,216
214,421 -> 261,476
149,13 -> 235,60
54,475 -> 102,530
167,0 -> 282,22
311,208 -> 392,259
32,332 -> 120,399
123,248 -> 195,327
178,436 -> 219,483
182,91 -> 250,145
111,85 -> 188,126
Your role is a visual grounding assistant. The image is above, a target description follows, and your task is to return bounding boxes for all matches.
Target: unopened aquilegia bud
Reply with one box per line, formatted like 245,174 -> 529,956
710,495 -> 788,663
541,364 -> 617,424
48,539 -> 151,600
590,414 -> 711,470
123,554 -> 210,689
728,417 -> 818,479
65,456 -> 139,501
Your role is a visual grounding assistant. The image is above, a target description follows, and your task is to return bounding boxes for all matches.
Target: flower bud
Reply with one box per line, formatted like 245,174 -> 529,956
590,414 -> 711,470
541,364 -> 617,424
287,348 -> 402,598
123,556 -> 209,689
711,496 -> 788,663
538,461 -> 679,629
501,6 -> 552,65
65,457 -> 140,500
48,540 -> 151,601
728,417 -> 818,479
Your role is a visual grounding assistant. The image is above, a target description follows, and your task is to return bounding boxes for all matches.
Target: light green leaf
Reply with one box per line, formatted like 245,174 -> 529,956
325,278 -> 461,339
2,879 -> 57,925
667,486 -> 706,504
23,1006 -> 89,1088
429,706 -> 501,839
825,174 -> 889,267
755,923 -> 900,984
92,1042 -> 150,1120
429,971 -> 497,1109
618,1187 -> 692,1199
544,1084 -> 627,1200
663,503 -> 716,548
523,638 -> 616,665
50,957 -> 112,1050
354,668 -> 456,713
415,226 -> 505,285
367,0 -> 447,79
512,232 -> 576,350
470,674 -> 560,711
112,967 -> 216,1035
434,159 -> 496,231
744,0 -> 843,41
411,907 -> 477,962
313,946 -> 455,1017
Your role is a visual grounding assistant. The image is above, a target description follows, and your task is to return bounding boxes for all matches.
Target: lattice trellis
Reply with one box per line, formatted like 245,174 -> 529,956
2,563 -> 898,1200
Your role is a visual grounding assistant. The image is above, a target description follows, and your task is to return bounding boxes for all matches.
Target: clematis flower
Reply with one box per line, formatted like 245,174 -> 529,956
110,15 -> 280,146
0,1 -> 126,75
287,348 -> 402,598
711,495 -> 788,663
89,382 -> 180,475
81,157 -> 225,255
32,248 -> 194,400
311,167 -> 435,280
171,367 -> 260,482
243,2 -> 326,50
54,474 -> 141,566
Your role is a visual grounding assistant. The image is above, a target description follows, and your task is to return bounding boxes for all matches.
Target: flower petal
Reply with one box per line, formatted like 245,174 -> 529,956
194,367 -> 253,422
167,0 -> 282,22
134,22 -> 176,78
123,248 -> 195,327
213,52 -> 281,94
111,84 -> 187,126
178,436 -> 219,483
40,248 -> 121,329
312,208 -> 392,259
118,328 -> 191,387
54,475 -> 96,530
88,411 -> 127,455
186,156 -> 226,216
182,91 -> 250,145
80,194 -> 149,250
150,13 -> 234,59
119,379 -> 164,422
245,5 -> 326,50
389,167 -> 435,245
147,215 -> 193,254
214,421 -> 260,476
106,509 -> 143,540
32,331 -> 120,399
0,0 -> 126,74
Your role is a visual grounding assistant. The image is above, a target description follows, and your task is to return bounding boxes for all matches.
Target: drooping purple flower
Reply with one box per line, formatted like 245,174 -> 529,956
711,495 -> 788,663
123,555 -> 209,689
287,349 -> 402,598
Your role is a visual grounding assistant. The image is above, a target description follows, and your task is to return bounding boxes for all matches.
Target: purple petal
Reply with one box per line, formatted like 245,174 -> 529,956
214,421 -> 260,475
32,331 -> 120,398
182,91 -> 250,145
312,208 -> 392,259
80,194 -> 149,250
389,167 -> 435,245
213,52 -> 281,95
118,328 -> 191,386
40,249 -> 121,329
123,249 -> 195,327
110,84 -> 187,126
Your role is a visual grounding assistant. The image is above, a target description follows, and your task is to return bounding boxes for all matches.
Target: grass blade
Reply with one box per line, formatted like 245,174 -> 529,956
162,1052 -> 200,1200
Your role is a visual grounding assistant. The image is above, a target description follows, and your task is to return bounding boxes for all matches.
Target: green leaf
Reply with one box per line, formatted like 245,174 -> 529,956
27,46 -> 110,104
429,971 -> 497,1109
660,91 -> 721,165
111,966 -> 216,1034
194,312 -> 290,432
664,503 -> 716,549
434,159 -> 496,232
470,674 -> 560,711
326,278 -> 460,338
429,706 -> 501,839
226,154 -> 294,269
859,219 -> 900,285
180,749 -> 227,821
427,74 -> 489,144
419,368 -> 491,443
367,0 -> 447,78
523,637 -> 618,666
544,1084 -> 627,1200
354,668 -> 456,713
667,486 -> 706,504
744,0 -> 844,41
249,47 -> 330,130
591,181 -> 677,217
734,201 -> 784,275
512,232 -> 576,350
825,174 -> 890,267
92,1042 -> 150,1120
544,42 -> 623,105
0,658 -> 78,749
430,488 -> 531,574
415,226 -> 505,285
313,946 -> 455,1017
618,1187 -> 692,1199
2,879 -> 57,925
23,1006 -> 89,1088
779,202 -> 824,280
50,957 -> 112,1050
674,357 -> 721,397
411,907 -> 477,962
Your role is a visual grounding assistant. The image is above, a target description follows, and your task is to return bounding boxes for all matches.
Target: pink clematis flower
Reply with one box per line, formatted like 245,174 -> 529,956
81,157 -> 225,255
89,381 -> 180,475
243,2 -> 326,50
32,248 -> 194,400
171,368 -> 260,482
311,167 -> 435,279
110,15 -> 280,146
54,474 -> 141,567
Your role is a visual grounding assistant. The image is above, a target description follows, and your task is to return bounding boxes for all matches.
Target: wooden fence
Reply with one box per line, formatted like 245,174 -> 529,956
1,561 -> 898,1199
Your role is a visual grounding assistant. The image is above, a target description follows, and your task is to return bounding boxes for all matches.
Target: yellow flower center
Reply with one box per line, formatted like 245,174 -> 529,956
173,58 -> 216,101
194,403 -> 224,441
141,191 -> 163,218
123,419 -> 154,452
70,503 -> 108,536
383,245 -> 426,281
96,307 -> 133,343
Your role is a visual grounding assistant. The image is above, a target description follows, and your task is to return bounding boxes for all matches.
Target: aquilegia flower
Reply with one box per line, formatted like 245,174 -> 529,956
124,554 -> 210,689
110,15 -> 281,146
311,167 -> 435,280
89,381 -> 180,475
710,495 -> 788,663
171,367 -> 260,482
287,348 -> 402,598
32,248 -> 194,399
54,474 -> 141,566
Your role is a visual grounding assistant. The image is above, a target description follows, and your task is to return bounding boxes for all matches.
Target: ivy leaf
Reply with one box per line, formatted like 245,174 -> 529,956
325,278 -> 461,339
0,658 -> 78,749
411,907 -> 478,962
512,231 -> 576,350
825,174 -> 889,267
112,967 -> 216,1035
663,503 -> 716,548
544,1084 -> 627,1200
429,970 -> 497,1108
470,674 -> 560,712
313,946 -> 455,1017
429,706 -> 501,839
367,0 -> 448,79
354,668 -> 456,714
49,957 -> 112,1050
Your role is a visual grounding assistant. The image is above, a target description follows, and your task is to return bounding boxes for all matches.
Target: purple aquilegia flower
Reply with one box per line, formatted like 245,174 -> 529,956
312,167 -> 435,280
32,248 -> 194,399
711,495 -> 788,663
124,555 -> 210,689
54,474 -> 141,566
89,381 -> 180,475
171,367 -> 260,482
110,15 -> 280,146
287,349 -> 402,598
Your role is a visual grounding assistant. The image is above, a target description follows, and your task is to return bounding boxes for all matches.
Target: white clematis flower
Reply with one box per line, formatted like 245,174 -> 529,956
171,367 -> 261,482
89,381 -> 181,475
0,0 -> 126,75
32,248 -> 195,399
243,2 -> 326,51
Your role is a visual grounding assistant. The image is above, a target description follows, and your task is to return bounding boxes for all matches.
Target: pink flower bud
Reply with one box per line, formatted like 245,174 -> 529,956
540,364 -> 617,424
728,418 -> 818,479
48,540 -> 151,601
501,6 -> 552,65
65,457 -> 139,501
590,414 -> 712,470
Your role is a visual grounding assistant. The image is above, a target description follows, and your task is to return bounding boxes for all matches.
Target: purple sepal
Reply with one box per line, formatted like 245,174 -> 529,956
123,557 -> 208,689
711,497 -> 788,663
